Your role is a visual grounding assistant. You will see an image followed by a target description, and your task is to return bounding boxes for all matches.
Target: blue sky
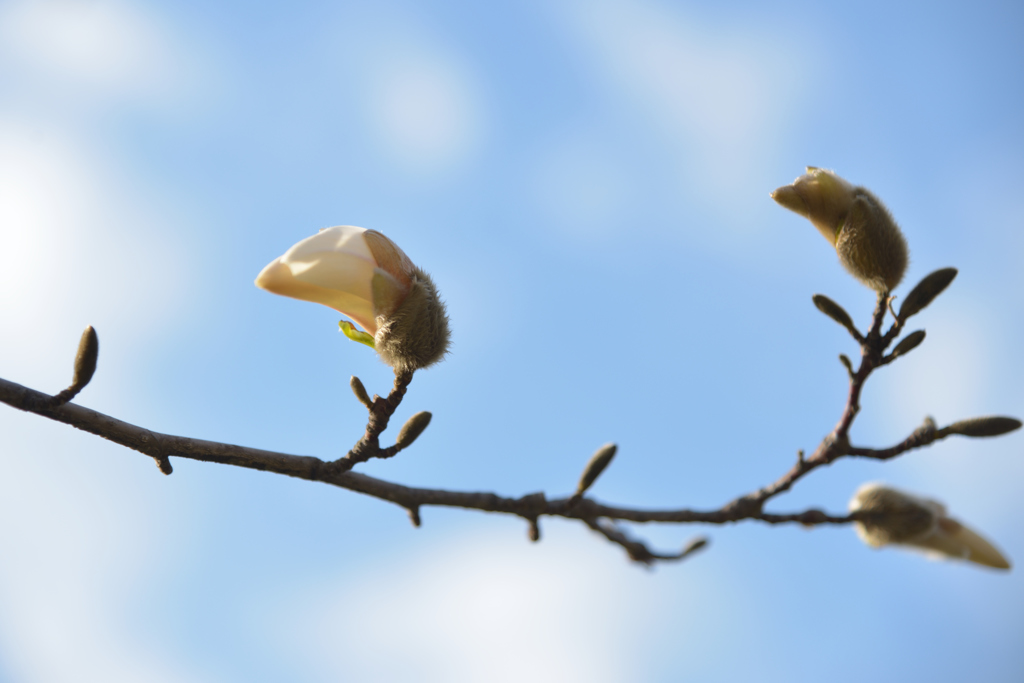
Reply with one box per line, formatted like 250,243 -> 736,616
1,0 -> 1023,681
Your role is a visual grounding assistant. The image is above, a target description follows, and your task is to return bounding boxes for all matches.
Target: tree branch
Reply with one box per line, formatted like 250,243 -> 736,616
2,282 -> 1019,565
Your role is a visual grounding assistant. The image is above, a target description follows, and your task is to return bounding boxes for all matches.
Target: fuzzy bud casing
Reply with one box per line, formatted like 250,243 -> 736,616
73,326 -> 99,389
772,168 -> 909,292
849,483 -> 1010,570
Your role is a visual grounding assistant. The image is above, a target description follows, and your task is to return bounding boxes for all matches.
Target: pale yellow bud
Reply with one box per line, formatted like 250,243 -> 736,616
256,226 -> 450,371
849,483 -> 1010,570
772,168 -> 909,292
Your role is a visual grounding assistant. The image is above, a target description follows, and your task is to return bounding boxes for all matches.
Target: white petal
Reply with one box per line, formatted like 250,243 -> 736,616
255,226 -> 381,334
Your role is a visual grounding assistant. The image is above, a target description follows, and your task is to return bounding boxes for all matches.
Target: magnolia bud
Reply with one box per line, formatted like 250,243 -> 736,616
772,168 -> 909,293
849,483 -> 1010,570
73,326 -> 99,389
395,411 -> 432,450
256,226 -> 450,372
573,443 -> 617,501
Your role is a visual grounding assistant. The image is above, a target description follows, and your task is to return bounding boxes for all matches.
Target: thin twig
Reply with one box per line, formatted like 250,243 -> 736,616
2,287 -> 1018,566
0,376 -> 860,530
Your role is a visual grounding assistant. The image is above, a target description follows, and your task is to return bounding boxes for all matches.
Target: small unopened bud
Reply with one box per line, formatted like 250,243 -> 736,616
682,537 -> 708,555
574,443 -> 617,499
849,483 -> 1010,569
395,411 -> 432,450
73,326 -> 99,389
839,354 -> 854,375
350,375 -> 373,409
898,268 -> 957,321
889,330 -> 926,360
943,416 -> 1022,438
812,294 -> 859,338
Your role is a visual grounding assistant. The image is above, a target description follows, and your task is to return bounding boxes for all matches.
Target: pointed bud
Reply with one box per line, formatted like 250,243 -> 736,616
889,330 -> 926,360
898,268 -> 958,321
574,443 -> 617,498
943,416 -> 1022,438
395,411 -> 432,450
839,354 -> 854,375
349,375 -> 373,409
773,168 -> 908,292
72,326 -> 99,389
812,294 -> 860,339
849,483 -> 1010,570
682,537 -> 708,555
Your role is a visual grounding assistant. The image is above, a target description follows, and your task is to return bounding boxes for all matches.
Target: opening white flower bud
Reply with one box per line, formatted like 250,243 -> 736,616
772,168 -> 909,292
849,483 -> 1010,570
256,225 -> 450,371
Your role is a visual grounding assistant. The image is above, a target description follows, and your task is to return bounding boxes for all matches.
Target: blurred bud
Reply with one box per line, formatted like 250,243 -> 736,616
889,330 -> 926,359
898,268 -> 957,321
256,226 -> 450,372
812,294 -> 860,338
395,411 -> 432,450
574,443 -> 617,498
943,416 -> 1022,438
772,168 -> 908,292
73,326 -> 99,389
849,483 -> 1010,570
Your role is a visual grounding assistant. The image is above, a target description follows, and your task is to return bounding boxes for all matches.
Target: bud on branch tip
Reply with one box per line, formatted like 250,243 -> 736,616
73,326 -> 99,389
898,268 -> 958,321
942,417 -> 1022,438
574,443 -> 618,500
256,226 -> 451,372
850,483 -> 1010,570
773,168 -> 908,292
812,294 -> 860,339
889,330 -> 925,360
395,411 -> 432,450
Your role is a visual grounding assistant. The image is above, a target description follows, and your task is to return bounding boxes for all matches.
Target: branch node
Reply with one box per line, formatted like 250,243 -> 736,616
408,506 -> 422,528
46,326 -> 100,408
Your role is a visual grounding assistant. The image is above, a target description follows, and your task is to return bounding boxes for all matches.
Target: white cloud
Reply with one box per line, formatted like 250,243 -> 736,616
272,525 -> 720,683
328,12 -> 486,178
366,54 -> 481,175
0,121 -> 189,388
554,0 -> 806,227
363,50 -> 485,175
0,0 -> 208,110
0,417 -> 207,683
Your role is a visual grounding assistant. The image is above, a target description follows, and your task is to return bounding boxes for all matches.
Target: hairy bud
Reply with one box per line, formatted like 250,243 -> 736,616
898,268 -> 957,321
849,483 -> 1010,570
395,411 -> 432,450
573,443 -> 618,500
73,326 -> 99,389
349,376 -> 373,409
773,168 -> 908,292
889,330 -> 926,360
943,416 -> 1022,438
